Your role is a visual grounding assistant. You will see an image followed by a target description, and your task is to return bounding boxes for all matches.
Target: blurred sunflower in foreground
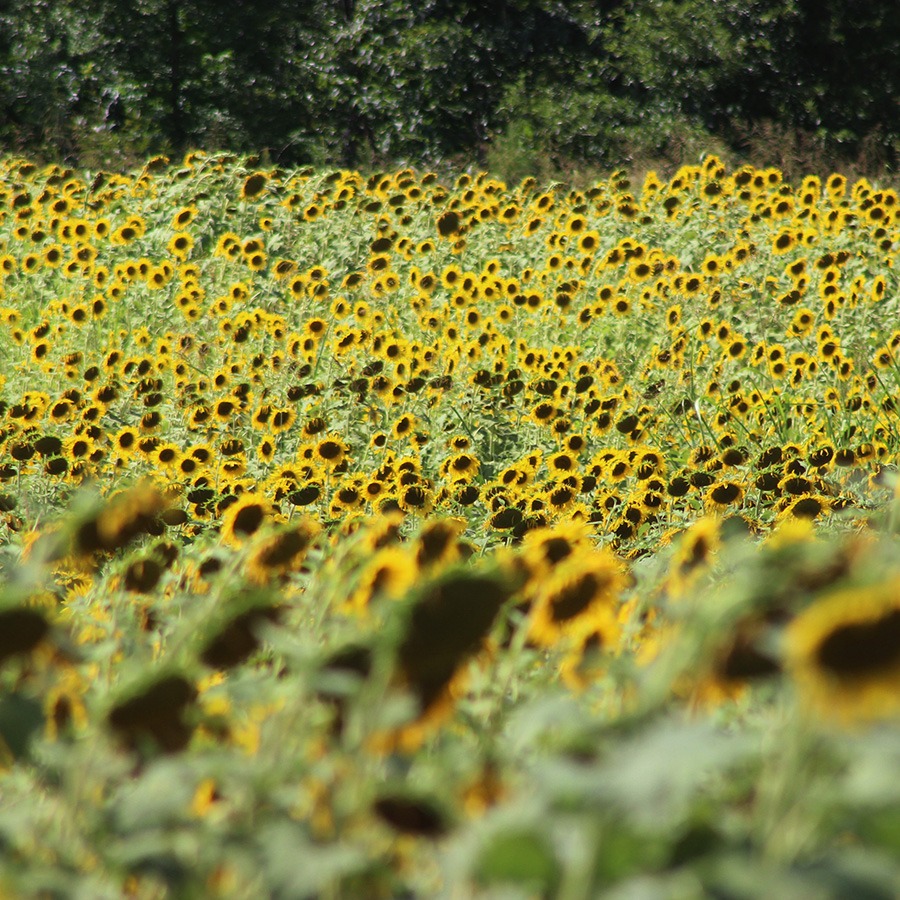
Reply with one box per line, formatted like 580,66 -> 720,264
786,575 -> 900,724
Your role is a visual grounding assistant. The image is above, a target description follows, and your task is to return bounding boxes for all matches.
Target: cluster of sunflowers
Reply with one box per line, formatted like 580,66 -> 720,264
1,152 -> 900,896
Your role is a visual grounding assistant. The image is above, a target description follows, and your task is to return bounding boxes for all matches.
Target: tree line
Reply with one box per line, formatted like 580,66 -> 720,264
1,0 -> 898,178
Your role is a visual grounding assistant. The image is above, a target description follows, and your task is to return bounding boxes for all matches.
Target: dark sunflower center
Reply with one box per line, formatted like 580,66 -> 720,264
543,537 -> 573,565
233,504 -> 265,535
816,609 -> 900,676
550,574 -> 600,622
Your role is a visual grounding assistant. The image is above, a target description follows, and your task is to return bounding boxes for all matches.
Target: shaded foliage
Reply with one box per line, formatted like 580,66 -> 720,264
0,0 -> 898,173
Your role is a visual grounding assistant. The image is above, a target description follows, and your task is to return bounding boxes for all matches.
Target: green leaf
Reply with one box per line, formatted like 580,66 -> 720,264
256,821 -> 368,896
109,758 -> 196,832
475,828 -> 561,893
0,693 -> 44,762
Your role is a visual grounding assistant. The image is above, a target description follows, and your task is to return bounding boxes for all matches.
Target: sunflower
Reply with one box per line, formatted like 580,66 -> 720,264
240,172 -> 269,201
348,546 -> 418,611
154,442 -> 182,471
414,518 -> 466,569
706,481 -> 744,509
220,493 -> 273,545
607,454 -> 632,482
72,481 -> 169,556
528,549 -> 626,647
531,402 -> 557,426
441,452 -> 480,482
547,451 -> 577,476
725,338 -> 747,360
825,173 -> 846,199
270,407 -> 296,434
390,569 -> 515,735
331,482 -> 365,514
398,485 -> 433,515
778,494 -> 831,521
42,242 -> 64,269
559,604 -> 623,690
256,435 -> 277,465
392,413 -> 416,440
44,667 -> 90,740
520,522 -> 592,576
246,520 -> 319,583
577,230 -> 600,255
670,516 -> 721,584
315,436 -> 347,469
287,482 -> 322,508
786,576 -> 900,723
245,250 -> 267,272
771,229 -> 796,254
167,232 -> 194,260
545,482 -> 576,514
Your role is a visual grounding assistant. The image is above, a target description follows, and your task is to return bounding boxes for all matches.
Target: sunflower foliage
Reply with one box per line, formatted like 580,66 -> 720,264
0,153 -> 900,896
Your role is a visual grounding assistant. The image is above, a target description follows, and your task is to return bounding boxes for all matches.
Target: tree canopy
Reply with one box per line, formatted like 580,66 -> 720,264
1,0 -> 897,177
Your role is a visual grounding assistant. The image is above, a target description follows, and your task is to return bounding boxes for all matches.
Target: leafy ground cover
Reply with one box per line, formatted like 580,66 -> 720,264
1,153 -> 900,897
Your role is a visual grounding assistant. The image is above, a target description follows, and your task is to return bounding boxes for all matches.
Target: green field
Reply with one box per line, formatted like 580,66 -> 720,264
1,152 -> 900,898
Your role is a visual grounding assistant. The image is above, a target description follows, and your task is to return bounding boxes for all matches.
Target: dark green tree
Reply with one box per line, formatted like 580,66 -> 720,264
0,0 -> 105,154
791,0 -> 900,157
1,0 -> 898,173
604,0 -> 801,149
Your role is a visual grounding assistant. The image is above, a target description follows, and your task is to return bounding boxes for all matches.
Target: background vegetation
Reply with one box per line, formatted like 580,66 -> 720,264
2,0 -> 899,181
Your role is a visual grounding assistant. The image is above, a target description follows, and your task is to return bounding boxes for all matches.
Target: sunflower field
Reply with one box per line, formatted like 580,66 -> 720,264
2,152 -> 900,898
